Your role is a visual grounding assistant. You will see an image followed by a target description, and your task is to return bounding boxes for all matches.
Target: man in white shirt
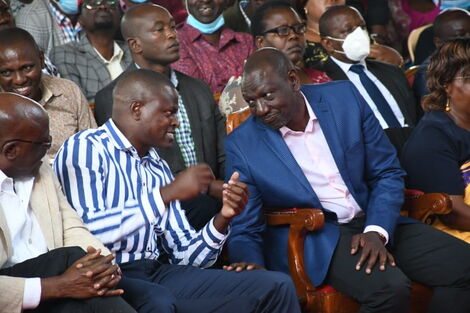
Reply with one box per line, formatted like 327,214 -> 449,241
0,92 -> 135,313
318,5 -> 420,153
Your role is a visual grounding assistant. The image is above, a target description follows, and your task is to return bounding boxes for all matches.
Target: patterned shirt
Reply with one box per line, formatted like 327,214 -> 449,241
172,23 -> 255,97
49,2 -> 82,43
53,120 -> 227,265
170,70 -> 198,167
0,75 -> 96,160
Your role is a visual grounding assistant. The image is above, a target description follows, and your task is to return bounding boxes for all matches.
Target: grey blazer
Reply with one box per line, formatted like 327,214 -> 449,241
94,65 -> 226,179
50,33 -> 133,103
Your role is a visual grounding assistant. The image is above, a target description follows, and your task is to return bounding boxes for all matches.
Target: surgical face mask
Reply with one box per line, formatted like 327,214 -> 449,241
186,13 -> 225,34
55,0 -> 79,15
326,26 -> 370,62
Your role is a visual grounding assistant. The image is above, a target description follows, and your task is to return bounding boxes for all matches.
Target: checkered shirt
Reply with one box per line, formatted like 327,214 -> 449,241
170,70 -> 198,167
49,2 -> 82,43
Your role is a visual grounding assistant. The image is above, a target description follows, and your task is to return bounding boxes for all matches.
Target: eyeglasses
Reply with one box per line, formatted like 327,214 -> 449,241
263,23 -> 306,37
454,76 -> 470,80
84,0 -> 118,9
1,137 -> 52,150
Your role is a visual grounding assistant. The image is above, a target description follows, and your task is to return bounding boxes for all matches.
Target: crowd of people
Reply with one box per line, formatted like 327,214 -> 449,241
0,0 -> 470,312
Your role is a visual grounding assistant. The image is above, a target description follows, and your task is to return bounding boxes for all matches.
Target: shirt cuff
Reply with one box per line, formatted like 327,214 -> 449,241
202,217 -> 229,249
23,277 -> 41,310
364,225 -> 389,245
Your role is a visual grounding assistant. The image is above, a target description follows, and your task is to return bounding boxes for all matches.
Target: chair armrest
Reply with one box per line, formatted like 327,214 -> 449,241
264,208 -> 325,301
403,190 -> 452,224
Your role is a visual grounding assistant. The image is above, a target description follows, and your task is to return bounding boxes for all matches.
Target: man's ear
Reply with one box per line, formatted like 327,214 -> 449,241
255,36 -> 265,49
2,142 -> 19,161
320,37 -> 334,53
130,100 -> 143,120
127,37 -> 142,54
38,50 -> 45,70
287,68 -> 301,91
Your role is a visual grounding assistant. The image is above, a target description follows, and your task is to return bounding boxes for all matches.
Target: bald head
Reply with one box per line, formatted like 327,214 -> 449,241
0,92 -> 48,140
0,27 -> 41,55
121,4 -> 171,40
243,48 -> 294,81
434,8 -> 470,41
112,68 -> 174,119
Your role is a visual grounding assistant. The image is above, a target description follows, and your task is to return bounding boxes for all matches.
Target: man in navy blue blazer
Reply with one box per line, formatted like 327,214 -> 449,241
225,48 -> 470,313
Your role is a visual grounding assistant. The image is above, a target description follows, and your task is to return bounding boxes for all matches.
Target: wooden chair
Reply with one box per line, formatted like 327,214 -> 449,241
404,65 -> 421,87
265,190 -> 452,313
408,24 -> 433,64
226,110 -> 453,313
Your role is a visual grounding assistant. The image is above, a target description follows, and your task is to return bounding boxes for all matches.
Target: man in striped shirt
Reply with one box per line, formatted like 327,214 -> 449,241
54,69 -> 301,313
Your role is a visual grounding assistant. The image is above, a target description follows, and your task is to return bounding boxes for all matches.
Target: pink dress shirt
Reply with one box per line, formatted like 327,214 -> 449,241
279,94 -> 389,242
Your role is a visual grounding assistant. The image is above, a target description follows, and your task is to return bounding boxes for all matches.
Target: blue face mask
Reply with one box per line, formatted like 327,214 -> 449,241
441,0 -> 470,10
56,0 -> 79,15
186,14 -> 225,34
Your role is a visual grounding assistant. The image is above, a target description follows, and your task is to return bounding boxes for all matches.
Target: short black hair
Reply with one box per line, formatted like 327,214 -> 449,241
0,27 -> 41,55
251,0 -> 298,37
319,5 -> 353,37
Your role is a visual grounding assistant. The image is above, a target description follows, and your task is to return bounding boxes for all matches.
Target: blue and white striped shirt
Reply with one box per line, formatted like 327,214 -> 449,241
53,120 -> 226,266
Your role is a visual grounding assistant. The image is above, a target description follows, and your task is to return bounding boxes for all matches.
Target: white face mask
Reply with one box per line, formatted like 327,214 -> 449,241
326,26 -> 370,62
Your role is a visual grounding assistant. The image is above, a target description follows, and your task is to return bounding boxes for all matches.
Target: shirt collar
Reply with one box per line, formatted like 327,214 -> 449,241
134,63 -> 177,87
330,56 -> 367,74
183,22 -> 238,48
39,75 -> 62,105
279,92 -> 316,137
103,119 -> 161,161
93,41 -> 124,64
0,168 -> 13,193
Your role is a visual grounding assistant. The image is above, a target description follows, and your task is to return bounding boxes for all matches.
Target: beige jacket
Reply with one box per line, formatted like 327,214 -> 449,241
0,163 -> 108,313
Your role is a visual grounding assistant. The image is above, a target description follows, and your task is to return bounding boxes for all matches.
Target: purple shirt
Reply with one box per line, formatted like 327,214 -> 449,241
172,23 -> 255,97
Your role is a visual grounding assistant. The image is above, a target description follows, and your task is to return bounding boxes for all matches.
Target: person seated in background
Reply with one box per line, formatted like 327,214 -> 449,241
388,0 -> 441,54
318,5 -> 419,153
51,0 -> 132,103
223,0 -> 268,33
54,69 -> 301,313
0,92 -> 135,313
402,38 -> 470,243
172,0 -> 254,99
226,47 -> 470,313
296,0 -> 404,69
15,0 -> 82,57
95,4 -> 225,230
0,28 -> 96,160
0,0 -> 60,77
413,8 -> 470,103
219,0 -> 331,117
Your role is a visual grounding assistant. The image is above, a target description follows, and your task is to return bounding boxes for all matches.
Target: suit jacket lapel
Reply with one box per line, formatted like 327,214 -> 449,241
256,120 -> 315,197
176,72 -> 205,163
78,33 -> 113,85
323,58 -> 349,81
366,61 -> 412,124
30,172 -> 55,250
0,206 -> 12,258
302,87 -> 355,196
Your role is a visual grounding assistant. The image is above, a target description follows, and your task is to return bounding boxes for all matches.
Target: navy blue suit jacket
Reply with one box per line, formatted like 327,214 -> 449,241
225,81 -> 410,286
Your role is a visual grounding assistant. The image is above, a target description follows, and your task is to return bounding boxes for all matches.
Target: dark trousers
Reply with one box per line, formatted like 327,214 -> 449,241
326,219 -> 470,313
0,246 -> 136,313
180,194 -> 222,231
118,259 -> 301,313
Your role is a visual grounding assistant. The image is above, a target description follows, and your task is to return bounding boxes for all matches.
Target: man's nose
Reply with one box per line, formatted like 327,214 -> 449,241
13,71 -> 27,85
255,99 -> 269,116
